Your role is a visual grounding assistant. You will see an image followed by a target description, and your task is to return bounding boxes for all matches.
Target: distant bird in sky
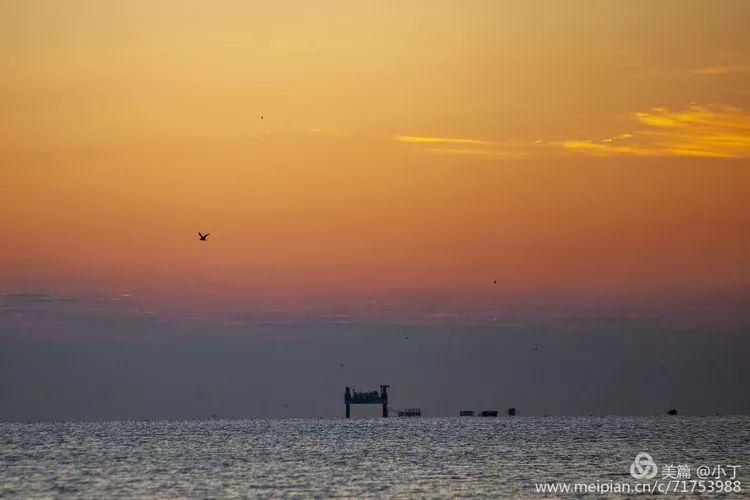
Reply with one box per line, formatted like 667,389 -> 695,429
339,363 -> 344,367
260,116 -> 264,119
493,280 -> 497,284
532,347 -> 541,352
198,232 -> 210,241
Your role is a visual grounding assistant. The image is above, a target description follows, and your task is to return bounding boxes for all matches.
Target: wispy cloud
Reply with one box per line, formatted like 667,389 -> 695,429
394,135 -> 541,159
691,64 -> 750,76
0,290 -> 164,341
394,135 -> 495,146
424,147 -> 534,160
564,105 -> 750,158
1,292 -> 77,304
397,104 -> 750,160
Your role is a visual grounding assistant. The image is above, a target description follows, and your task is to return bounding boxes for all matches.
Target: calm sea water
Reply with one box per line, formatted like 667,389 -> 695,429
1,417 -> 748,498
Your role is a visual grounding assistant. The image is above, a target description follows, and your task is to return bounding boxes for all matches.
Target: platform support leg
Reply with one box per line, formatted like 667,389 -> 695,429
346,403 -> 350,418
383,403 -> 388,418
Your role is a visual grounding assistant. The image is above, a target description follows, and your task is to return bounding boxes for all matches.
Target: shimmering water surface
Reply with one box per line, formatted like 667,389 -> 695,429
1,417 -> 748,498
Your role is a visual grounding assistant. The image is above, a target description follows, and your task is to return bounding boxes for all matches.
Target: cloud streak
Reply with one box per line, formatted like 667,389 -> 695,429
691,64 -> 750,76
564,105 -> 750,158
394,135 -> 495,146
394,135 -> 543,159
397,104 -> 750,160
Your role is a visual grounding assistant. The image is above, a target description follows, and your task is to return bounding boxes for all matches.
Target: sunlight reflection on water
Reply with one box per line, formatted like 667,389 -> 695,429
1,417 -> 748,498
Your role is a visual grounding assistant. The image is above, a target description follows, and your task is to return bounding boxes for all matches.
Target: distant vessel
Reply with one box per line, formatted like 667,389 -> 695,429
667,408 -> 678,416
396,409 -> 422,417
459,410 -> 500,417
507,408 -> 517,416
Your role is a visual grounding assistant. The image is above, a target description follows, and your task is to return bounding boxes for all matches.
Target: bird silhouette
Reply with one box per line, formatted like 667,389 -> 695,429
198,232 -> 210,241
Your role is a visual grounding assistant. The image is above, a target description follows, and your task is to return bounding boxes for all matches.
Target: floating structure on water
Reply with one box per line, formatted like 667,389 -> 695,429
396,408 -> 422,417
507,407 -> 517,416
459,410 -> 499,417
667,408 -> 678,416
343,385 -> 422,418
344,385 -> 389,418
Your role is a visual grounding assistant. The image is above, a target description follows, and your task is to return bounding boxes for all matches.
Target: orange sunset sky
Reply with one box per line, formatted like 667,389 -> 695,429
2,0 -> 750,322
3,1 -> 750,421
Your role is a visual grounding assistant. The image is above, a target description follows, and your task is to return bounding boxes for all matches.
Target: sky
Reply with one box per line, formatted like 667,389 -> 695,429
1,0 -> 749,420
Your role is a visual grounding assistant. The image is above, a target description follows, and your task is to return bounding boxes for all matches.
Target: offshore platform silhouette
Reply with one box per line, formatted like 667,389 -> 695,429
344,385 -> 389,418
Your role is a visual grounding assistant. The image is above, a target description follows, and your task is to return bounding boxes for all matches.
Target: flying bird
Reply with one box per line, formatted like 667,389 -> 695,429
198,232 -> 210,241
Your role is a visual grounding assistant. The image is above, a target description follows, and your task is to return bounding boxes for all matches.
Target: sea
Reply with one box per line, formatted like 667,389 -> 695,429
1,416 -> 748,498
